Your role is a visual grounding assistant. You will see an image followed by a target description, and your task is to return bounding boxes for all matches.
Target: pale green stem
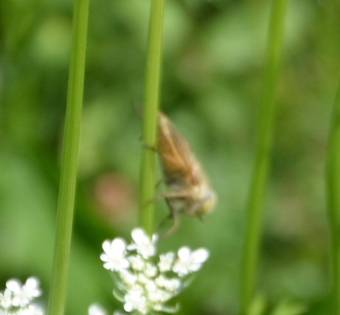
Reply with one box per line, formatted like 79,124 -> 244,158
139,0 -> 166,235
239,0 -> 288,314
47,0 -> 89,314
326,77 -> 340,315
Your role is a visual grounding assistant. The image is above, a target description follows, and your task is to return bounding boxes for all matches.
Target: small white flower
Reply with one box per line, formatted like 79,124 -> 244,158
137,273 -> 149,285
119,270 -> 137,287
123,286 -> 147,314
101,238 -> 130,271
149,289 -> 169,304
88,303 -> 107,315
0,288 -> 12,309
128,255 -> 145,271
127,228 -> 157,259
6,277 -> 41,307
173,247 -> 209,276
155,275 -> 180,293
164,278 -> 181,293
16,304 -> 44,315
155,275 -> 167,288
145,280 -> 157,298
144,262 -> 157,278
158,252 -> 174,272
147,283 -> 171,304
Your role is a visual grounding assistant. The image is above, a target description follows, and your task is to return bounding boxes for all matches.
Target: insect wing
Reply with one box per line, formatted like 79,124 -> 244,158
157,113 -> 195,187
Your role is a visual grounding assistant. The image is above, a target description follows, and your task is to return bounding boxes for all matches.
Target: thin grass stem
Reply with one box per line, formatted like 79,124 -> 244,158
239,1 -> 288,314
326,78 -> 340,315
139,0 -> 166,235
47,0 -> 89,313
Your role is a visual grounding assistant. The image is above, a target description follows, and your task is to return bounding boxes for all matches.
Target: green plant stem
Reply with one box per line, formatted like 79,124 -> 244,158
326,78 -> 340,315
239,0 -> 288,314
139,0 -> 166,235
47,0 -> 89,314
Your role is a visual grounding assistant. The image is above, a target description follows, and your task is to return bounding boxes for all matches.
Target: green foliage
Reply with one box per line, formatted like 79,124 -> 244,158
248,295 -> 305,315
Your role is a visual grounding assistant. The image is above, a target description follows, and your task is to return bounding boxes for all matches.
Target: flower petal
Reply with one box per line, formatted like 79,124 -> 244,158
191,248 -> 209,264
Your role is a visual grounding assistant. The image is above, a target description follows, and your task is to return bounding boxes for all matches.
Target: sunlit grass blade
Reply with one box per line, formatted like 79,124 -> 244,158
47,0 -> 89,314
326,78 -> 340,315
139,0 -> 166,235
239,0 -> 288,314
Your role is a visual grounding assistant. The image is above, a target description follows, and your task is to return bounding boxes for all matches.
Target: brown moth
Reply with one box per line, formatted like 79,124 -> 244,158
156,112 -> 216,234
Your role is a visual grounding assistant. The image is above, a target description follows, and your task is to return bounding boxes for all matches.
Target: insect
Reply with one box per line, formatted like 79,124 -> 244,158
156,112 -> 216,234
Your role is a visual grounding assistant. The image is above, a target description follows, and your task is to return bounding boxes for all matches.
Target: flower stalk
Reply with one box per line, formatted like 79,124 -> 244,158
139,0 -> 166,235
239,0 -> 288,313
326,77 -> 340,315
47,0 -> 89,314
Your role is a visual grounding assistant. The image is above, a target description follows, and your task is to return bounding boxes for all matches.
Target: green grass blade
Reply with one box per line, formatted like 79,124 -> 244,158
326,78 -> 340,315
47,0 -> 89,314
139,0 -> 166,235
239,0 -> 288,313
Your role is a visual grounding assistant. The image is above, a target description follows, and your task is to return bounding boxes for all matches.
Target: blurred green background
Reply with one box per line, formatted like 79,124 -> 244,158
1,0 -> 340,314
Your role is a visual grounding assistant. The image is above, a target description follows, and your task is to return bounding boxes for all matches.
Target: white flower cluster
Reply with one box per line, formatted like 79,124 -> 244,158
0,277 -> 43,315
99,228 -> 209,315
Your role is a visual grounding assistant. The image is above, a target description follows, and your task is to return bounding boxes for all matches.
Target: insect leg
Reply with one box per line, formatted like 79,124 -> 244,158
139,137 -> 158,153
164,209 -> 180,236
145,190 -> 190,206
156,190 -> 192,199
156,198 -> 181,237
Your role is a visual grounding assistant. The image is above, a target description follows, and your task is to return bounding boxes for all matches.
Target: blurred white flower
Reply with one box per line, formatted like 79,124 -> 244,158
0,288 -> 12,309
123,286 -> 147,314
0,277 -> 43,315
101,238 -> 130,271
6,277 -> 41,308
88,303 -> 107,315
164,278 -> 181,293
154,275 -> 167,288
148,290 -> 169,306
173,247 -> 209,277
155,275 -> 180,295
16,304 -> 44,315
158,253 -> 174,272
128,255 -> 145,271
144,262 -> 157,278
127,228 -> 157,258
120,270 -> 137,287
